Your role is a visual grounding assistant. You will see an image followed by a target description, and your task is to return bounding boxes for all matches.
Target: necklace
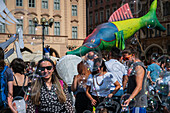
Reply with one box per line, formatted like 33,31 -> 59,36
96,73 -> 104,86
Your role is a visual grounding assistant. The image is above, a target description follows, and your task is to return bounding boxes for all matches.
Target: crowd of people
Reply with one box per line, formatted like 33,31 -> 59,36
0,46 -> 170,113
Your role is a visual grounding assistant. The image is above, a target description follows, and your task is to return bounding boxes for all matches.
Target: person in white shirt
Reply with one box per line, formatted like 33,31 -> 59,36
105,47 -> 127,96
86,58 -> 121,112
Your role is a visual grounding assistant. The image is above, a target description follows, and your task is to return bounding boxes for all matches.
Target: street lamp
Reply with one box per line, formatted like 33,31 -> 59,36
32,17 -> 54,57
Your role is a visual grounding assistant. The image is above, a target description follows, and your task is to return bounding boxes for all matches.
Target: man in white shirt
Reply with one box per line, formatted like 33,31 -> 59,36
105,47 -> 127,96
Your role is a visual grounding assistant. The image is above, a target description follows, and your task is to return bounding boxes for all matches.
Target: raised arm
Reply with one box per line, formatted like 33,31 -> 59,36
71,75 -> 78,92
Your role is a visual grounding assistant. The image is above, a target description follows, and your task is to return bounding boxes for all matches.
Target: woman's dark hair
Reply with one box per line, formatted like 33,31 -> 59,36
0,47 -> 5,70
93,58 -> 107,73
110,47 -> 122,59
100,60 -> 107,72
10,58 -> 26,74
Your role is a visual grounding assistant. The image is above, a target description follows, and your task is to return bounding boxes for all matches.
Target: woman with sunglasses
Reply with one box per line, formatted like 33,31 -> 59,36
86,58 -> 121,112
26,58 -> 74,113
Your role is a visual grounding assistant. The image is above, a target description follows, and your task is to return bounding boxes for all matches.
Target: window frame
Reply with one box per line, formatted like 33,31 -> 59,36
29,20 -> 36,34
72,26 -> 77,39
54,0 -> 60,10
28,0 -> 36,8
16,19 -> 23,33
0,23 -> 5,33
72,5 -> 77,16
100,11 -> 104,23
54,22 -> 60,35
42,0 -> 48,9
16,0 -> 23,6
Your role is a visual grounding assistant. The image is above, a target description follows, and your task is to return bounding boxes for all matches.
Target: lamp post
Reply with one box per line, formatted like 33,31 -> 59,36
32,17 -> 54,57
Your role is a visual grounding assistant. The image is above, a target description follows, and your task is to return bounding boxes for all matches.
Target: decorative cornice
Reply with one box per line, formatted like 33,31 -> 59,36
53,14 -> 62,18
14,11 -> 25,15
41,13 -> 50,17
70,0 -> 78,2
71,19 -> 79,23
27,12 -> 37,16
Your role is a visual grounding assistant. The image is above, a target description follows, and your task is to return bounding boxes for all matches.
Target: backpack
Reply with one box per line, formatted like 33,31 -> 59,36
0,66 -> 8,107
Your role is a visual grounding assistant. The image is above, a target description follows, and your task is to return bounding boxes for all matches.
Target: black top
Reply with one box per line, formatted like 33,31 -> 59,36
13,75 -> 26,98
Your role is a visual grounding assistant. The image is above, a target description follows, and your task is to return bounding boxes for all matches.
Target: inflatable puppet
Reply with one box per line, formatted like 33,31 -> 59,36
66,0 -> 166,56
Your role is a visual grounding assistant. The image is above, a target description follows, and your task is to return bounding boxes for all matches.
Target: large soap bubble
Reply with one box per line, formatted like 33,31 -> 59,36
120,94 -> 136,110
80,42 -> 102,73
145,18 -> 157,29
5,9 -> 41,47
145,96 -> 158,112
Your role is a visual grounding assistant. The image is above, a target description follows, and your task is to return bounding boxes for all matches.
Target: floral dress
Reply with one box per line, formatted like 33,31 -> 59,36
26,83 -> 74,113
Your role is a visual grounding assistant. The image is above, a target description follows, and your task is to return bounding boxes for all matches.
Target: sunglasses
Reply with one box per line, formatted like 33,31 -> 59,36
123,55 -> 132,61
39,66 -> 53,71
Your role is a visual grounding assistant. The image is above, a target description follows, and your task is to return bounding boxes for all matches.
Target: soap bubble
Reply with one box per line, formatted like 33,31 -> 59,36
145,18 -> 157,29
12,96 -> 26,113
130,37 -> 138,45
22,74 -> 41,96
80,42 -> 102,72
146,96 -> 158,112
156,72 -> 170,96
121,0 -> 142,16
24,25 -> 41,46
120,94 -> 136,110
5,9 -> 32,34
157,55 -> 170,65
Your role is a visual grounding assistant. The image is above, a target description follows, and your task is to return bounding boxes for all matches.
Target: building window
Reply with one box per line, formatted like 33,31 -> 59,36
42,0 -> 48,9
0,24 -> 5,33
100,0 -> 103,3
155,29 -> 157,37
29,20 -> 35,34
163,2 -> 170,16
29,0 -> 35,7
149,30 -> 152,38
16,19 -> 23,33
72,26 -> 77,39
95,0 -> 98,5
167,24 -> 170,36
112,3 -> 117,12
54,0 -> 60,10
16,0 -> 23,6
159,30 -> 161,37
54,22 -> 60,35
95,12 -> 98,24
89,14 -> 93,25
44,27 -> 48,35
72,5 -> 77,16
89,0 -> 92,7
146,29 -> 148,38
100,11 -> 104,23
106,9 -> 110,20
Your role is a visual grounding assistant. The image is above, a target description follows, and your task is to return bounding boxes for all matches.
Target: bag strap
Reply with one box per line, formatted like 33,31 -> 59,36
13,75 -> 19,86
93,77 -> 100,103
1,66 -> 8,75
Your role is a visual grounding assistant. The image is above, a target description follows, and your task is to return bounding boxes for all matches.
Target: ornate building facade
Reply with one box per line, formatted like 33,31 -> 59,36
0,0 -> 86,57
